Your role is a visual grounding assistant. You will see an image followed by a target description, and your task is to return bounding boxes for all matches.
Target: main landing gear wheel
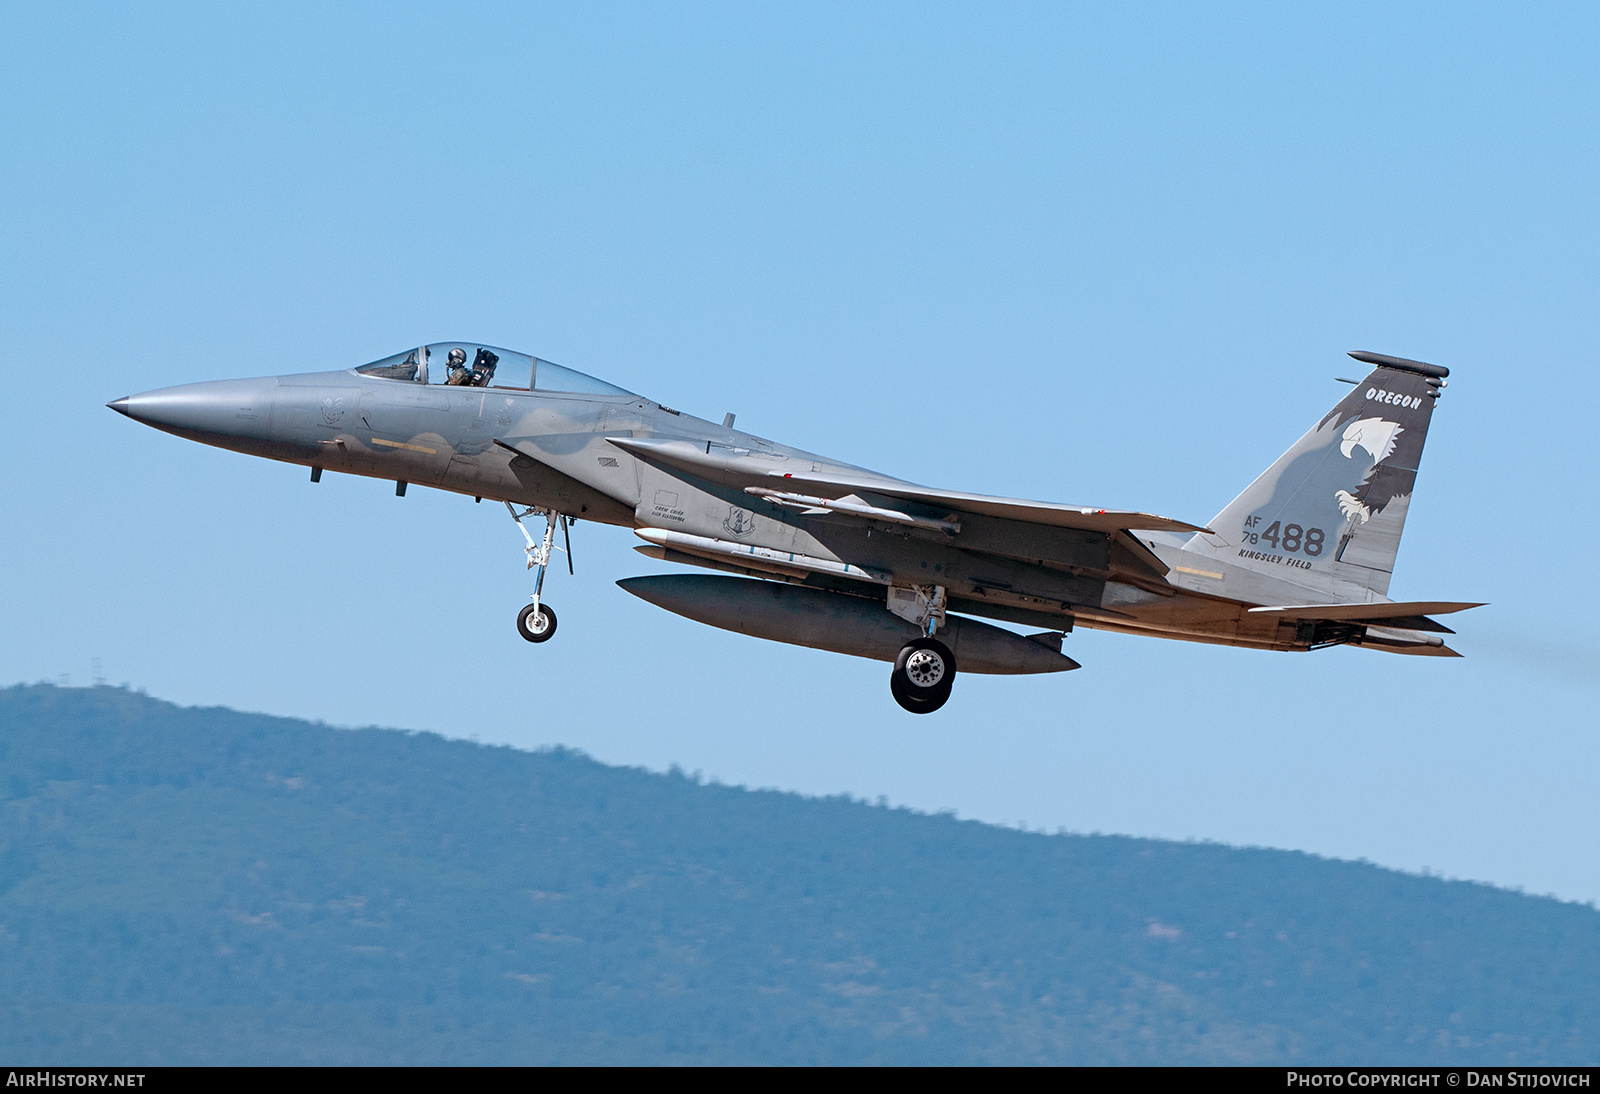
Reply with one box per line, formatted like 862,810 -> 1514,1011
890,636 -> 956,714
517,602 -> 558,643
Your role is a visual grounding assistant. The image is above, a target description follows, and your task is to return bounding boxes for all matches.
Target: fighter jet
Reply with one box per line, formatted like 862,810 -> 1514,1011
109,344 -> 1479,712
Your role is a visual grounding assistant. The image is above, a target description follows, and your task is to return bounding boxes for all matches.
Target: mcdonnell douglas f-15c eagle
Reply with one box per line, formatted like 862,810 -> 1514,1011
110,345 -> 1478,713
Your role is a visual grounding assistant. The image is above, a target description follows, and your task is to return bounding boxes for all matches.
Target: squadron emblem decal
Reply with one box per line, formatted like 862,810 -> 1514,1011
1334,417 -> 1403,525
1339,417 -> 1403,464
319,396 -> 347,427
723,507 -> 757,537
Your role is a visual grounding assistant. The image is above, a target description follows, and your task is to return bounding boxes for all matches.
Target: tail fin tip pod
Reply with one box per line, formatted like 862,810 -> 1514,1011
1346,349 -> 1450,379
1183,350 -> 1451,599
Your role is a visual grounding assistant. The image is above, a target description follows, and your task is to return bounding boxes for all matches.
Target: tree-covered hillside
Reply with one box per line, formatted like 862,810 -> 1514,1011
0,684 -> 1594,1065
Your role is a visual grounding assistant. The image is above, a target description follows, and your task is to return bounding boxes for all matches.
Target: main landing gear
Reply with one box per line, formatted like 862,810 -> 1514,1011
887,584 -> 956,714
891,636 -> 956,713
506,502 -> 571,644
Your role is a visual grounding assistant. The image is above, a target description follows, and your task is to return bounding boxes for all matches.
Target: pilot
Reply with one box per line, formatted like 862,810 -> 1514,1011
443,348 -> 470,386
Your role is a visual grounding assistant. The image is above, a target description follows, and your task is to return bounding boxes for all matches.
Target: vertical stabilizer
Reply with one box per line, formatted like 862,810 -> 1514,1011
1182,351 -> 1449,599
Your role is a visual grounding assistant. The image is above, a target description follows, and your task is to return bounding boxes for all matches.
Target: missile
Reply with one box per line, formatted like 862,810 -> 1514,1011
633,527 -> 891,584
617,574 -> 1080,675
742,487 -> 961,534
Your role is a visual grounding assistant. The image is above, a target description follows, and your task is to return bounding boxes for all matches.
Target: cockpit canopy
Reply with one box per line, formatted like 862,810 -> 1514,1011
356,343 -> 633,396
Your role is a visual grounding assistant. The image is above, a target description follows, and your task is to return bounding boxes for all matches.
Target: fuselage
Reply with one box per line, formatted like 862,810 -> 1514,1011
109,347 -> 1447,659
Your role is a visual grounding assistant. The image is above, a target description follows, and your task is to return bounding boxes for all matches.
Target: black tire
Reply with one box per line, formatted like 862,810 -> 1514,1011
516,602 -> 557,643
890,636 -> 955,712
891,671 -> 948,714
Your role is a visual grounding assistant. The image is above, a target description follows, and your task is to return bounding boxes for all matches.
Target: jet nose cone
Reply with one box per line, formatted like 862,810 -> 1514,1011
110,377 -> 279,446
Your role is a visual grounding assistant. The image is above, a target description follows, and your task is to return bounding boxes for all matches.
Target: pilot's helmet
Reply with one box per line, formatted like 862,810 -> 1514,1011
447,348 -> 467,368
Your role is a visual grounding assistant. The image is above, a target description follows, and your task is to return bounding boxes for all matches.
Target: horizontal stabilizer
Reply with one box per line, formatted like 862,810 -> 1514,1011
1359,624 -> 1464,656
1247,601 -> 1484,620
1364,641 -> 1463,657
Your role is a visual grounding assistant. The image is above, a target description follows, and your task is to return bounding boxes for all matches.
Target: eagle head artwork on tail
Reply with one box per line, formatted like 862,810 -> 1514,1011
1334,417 -> 1405,525
1339,417 -> 1404,463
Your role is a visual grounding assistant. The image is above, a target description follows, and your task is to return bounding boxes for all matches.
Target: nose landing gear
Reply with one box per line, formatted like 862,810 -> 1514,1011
506,502 -> 571,645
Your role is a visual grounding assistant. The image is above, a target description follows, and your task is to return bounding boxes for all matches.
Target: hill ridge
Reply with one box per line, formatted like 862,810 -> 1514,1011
1,683 -> 1595,1065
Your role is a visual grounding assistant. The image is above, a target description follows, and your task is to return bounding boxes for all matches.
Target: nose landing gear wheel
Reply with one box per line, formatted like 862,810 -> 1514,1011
890,636 -> 955,713
517,602 -> 558,643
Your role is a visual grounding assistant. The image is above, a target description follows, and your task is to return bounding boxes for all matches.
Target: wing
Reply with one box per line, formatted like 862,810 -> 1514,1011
607,437 -> 1209,536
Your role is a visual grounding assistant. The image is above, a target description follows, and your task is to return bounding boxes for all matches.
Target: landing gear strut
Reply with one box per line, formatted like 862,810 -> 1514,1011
507,502 -> 571,644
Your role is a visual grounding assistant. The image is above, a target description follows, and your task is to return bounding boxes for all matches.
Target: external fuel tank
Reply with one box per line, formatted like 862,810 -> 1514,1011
617,574 -> 1079,674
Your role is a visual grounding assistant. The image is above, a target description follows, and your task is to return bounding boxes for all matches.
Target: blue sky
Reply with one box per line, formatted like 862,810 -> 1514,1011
3,3 -> 1597,901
